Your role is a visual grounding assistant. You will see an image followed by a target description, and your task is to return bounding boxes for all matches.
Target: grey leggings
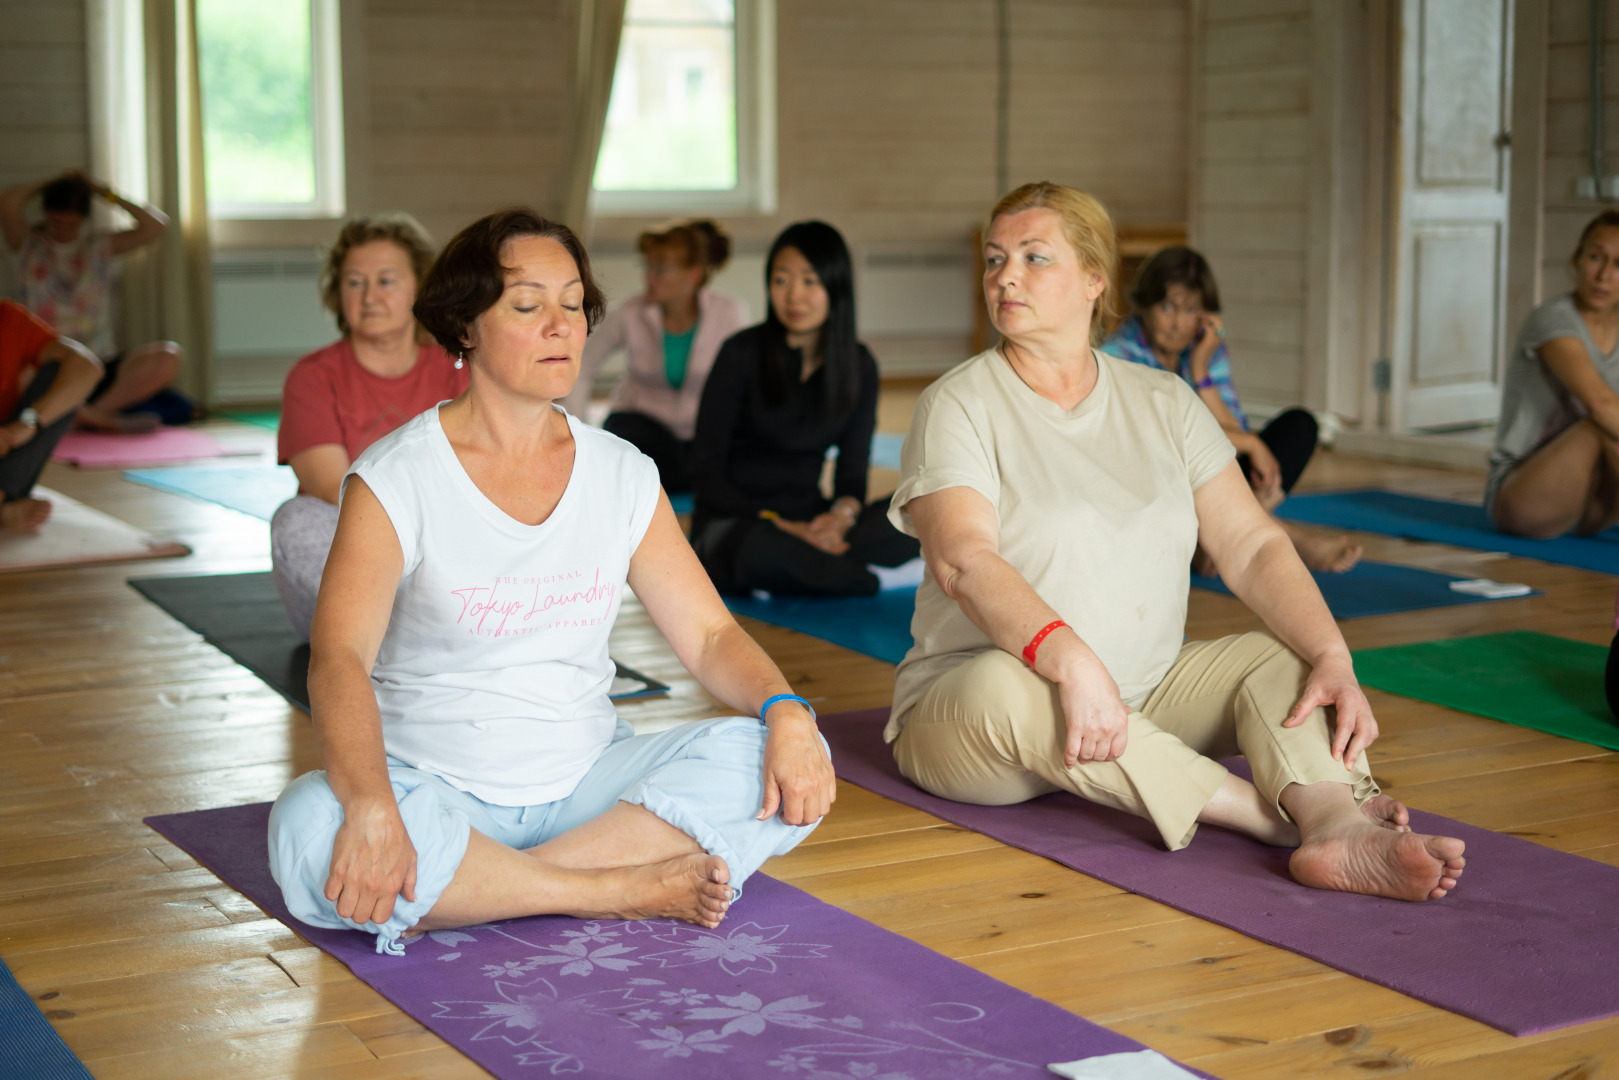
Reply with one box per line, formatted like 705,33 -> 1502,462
270,494 -> 339,640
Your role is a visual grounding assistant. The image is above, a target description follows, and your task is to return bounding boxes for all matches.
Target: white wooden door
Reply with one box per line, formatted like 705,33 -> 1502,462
1389,0 -> 1514,431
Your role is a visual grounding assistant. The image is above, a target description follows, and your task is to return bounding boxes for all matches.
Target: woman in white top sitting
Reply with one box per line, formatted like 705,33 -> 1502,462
562,218 -> 749,494
267,208 -> 834,954
886,182 -> 1466,902
1489,209 -> 1619,537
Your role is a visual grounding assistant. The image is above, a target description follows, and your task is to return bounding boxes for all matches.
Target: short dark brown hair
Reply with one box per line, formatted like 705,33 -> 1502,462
413,208 -> 607,358
42,176 -> 91,217
1130,246 -> 1222,315
1572,209 -> 1619,267
319,212 -> 436,335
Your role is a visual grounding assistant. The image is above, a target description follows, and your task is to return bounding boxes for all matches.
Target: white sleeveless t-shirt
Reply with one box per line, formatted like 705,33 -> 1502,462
348,405 -> 660,805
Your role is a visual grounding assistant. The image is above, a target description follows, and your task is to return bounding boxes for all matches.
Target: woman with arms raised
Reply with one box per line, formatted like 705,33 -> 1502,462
1489,210 -> 1619,538
561,218 -> 747,494
887,183 -> 1465,901
689,221 -> 919,596
272,214 -> 469,640
267,209 -> 833,954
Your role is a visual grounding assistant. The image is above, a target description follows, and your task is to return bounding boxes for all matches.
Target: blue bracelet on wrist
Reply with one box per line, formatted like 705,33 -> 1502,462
759,693 -> 816,724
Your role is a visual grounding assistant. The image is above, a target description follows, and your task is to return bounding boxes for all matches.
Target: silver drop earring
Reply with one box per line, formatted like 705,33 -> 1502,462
454,351 -> 465,370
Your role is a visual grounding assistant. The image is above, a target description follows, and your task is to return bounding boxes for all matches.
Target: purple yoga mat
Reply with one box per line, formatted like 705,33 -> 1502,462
146,802 -> 1217,1080
821,708 -> 1619,1037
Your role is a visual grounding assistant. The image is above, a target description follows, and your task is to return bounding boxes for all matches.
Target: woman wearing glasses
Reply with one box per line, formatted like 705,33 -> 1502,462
1103,247 -> 1360,573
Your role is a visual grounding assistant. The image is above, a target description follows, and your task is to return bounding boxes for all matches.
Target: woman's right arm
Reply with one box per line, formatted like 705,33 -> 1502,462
907,487 -> 1132,764
689,338 -> 764,517
307,475 -> 413,927
288,445 -> 351,504
1540,336 -> 1619,439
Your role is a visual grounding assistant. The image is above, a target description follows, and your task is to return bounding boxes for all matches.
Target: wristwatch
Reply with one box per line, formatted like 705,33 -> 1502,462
17,407 -> 40,430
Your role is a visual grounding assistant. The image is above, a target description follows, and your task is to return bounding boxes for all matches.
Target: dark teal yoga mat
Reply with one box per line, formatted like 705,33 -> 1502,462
0,957 -> 94,1080
1278,488 -> 1619,575
1192,559 -> 1536,619
724,588 -> 917,665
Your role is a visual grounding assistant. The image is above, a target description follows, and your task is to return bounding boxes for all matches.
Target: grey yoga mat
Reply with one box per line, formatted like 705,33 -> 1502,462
127,571 -> 669,710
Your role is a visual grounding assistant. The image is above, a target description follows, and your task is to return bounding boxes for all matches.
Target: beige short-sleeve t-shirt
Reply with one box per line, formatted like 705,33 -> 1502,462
885,347 -> 1236,742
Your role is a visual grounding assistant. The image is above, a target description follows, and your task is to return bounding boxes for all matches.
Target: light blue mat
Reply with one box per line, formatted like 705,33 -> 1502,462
724,587 -> 917,665
1191,559 -> 1537,620
1277,488 -> 1619,575
0,957 -> 94,1080
124,463 -> 296,521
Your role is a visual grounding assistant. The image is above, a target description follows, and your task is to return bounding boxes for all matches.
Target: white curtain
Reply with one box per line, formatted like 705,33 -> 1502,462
86,0 -> 214,406
561,0 -> 628,232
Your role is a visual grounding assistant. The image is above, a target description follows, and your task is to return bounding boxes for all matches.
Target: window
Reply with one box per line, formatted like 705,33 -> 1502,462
592,0 -> 776,214
197,0 -> 344,219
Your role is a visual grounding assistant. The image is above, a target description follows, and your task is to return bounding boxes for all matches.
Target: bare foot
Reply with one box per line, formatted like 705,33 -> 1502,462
584,852 -> 733,928
1290,822 -> 1465,901
1359,794 -> 1411,833
75,406 -> 159,434
0,497 -> 51,532
1286,526 -> 1363,573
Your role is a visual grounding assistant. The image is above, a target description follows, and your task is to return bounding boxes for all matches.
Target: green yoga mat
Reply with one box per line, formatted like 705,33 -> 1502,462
220,408 -> 280,432
1352,631 -> 1619,751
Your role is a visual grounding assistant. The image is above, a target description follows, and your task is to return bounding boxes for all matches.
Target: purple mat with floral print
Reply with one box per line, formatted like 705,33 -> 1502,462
819,708 -> 1619,1037
145,802 -> 1216,1080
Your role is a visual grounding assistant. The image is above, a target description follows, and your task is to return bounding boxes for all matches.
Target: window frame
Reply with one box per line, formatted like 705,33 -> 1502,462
590,0 -> 777,217
202,0 -> 347,221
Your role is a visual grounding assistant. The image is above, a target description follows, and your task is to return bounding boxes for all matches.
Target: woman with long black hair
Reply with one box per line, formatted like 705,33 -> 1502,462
690,221 -> 920,596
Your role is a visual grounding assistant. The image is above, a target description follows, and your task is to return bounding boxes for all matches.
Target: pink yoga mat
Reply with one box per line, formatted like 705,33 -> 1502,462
820,708 -> 1619,1037
51,427 -> 249,468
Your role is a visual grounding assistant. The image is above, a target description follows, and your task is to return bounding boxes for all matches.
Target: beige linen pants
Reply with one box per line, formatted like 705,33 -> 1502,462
893,631 -> 1378,850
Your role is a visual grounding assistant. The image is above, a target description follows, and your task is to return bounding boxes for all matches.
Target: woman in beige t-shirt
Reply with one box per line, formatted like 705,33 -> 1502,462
888,182 -> 1466,902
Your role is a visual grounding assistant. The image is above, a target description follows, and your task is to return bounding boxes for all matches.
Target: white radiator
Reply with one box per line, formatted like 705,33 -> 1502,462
211,248 -> 336,404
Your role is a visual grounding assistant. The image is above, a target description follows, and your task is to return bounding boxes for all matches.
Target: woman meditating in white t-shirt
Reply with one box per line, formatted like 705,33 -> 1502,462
885,182 -> 1466,902
267,208 -> 835,955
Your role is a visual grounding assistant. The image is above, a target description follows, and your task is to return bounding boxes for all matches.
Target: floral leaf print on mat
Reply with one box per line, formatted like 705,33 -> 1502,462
144,803 -> 1220,1079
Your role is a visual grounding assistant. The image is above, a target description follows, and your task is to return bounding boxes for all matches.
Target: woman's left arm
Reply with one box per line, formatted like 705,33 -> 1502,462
626,493 -> 836,825
1193,462 -> 1377,768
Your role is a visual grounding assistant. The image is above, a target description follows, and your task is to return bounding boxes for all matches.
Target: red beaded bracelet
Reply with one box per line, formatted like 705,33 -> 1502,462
1022,619 -> 1068,668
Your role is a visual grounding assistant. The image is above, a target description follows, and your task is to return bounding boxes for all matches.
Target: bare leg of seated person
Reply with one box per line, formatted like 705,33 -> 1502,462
1492,418 -> 1619,539
894,632 -> 1465,901
412,804 -> 732,932
1191,522 -> 1361,579
75,341 -> 183,432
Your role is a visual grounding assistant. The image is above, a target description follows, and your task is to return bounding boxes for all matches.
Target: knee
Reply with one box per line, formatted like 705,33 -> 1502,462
267,771 -> 342,893
1244,632 -> 1310,693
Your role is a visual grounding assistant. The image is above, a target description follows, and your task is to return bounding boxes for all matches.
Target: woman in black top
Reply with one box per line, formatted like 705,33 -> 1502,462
691,221 -> 919,596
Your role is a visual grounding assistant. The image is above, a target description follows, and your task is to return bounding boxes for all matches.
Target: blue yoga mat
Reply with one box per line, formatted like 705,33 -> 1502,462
1192,559 -> 1536,620
725,587 -> 916,665
125,463 -> 296,522
0,957 -> 94,1080
1277,488 -> 1619,575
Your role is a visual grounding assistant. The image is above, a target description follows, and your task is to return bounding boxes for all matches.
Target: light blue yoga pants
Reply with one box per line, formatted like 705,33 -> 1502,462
267,716 -> 820,955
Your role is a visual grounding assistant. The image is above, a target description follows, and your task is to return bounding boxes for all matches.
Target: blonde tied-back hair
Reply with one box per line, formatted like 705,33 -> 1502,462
985,182 -> 1118,344
320,212 -> 436,336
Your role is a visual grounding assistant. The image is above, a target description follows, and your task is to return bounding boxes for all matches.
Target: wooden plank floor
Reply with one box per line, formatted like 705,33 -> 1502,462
2,405 -> 1616,1079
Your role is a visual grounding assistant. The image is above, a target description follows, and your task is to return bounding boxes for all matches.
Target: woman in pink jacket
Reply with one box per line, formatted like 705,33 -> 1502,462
563,219 -> 749,494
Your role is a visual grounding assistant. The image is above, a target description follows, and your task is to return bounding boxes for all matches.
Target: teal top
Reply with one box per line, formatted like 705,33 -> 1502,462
663,325 -> 696,390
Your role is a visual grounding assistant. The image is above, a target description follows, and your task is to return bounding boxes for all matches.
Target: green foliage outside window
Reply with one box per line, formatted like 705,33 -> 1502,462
197,0 -> 316,205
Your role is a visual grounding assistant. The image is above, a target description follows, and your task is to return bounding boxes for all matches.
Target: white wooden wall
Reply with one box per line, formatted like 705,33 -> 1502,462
1191,0 -> 1313,411
0,0 -> 91,300
1541,0 -> 1619,297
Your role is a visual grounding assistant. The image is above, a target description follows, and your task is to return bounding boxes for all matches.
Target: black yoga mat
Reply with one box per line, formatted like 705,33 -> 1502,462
128,571 -> 669,711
